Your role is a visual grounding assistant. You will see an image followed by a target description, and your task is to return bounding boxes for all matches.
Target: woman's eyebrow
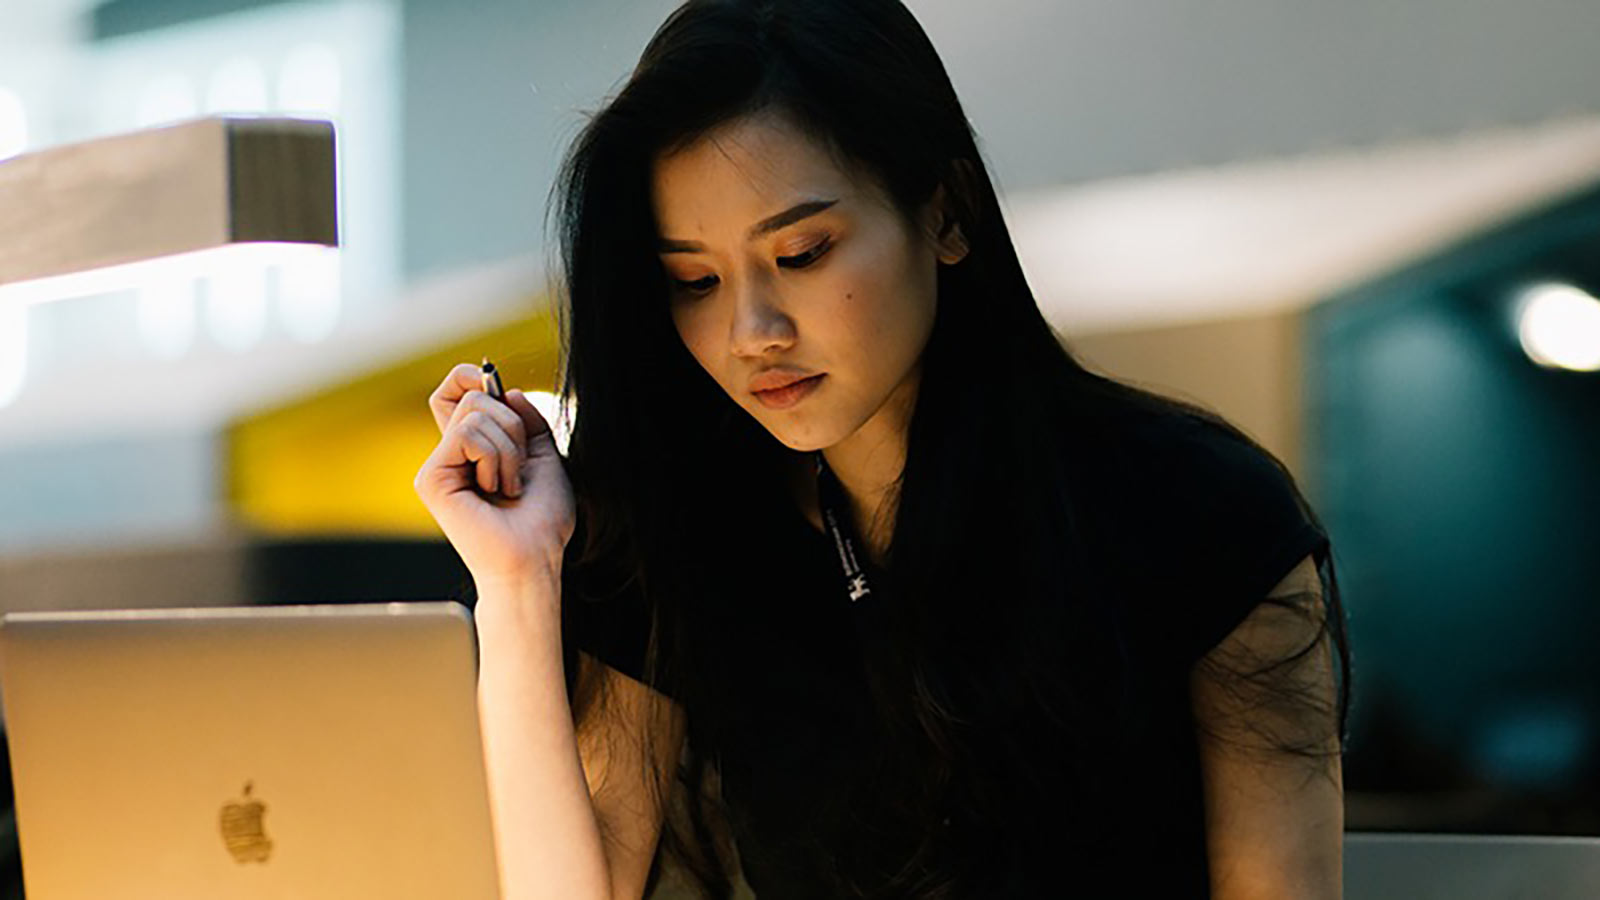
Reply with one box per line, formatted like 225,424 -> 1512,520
658,197 -> 839,254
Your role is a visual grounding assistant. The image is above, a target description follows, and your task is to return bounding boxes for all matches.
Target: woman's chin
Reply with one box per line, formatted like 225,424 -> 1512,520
771,431 -> 825,453
759,420 -> 837,454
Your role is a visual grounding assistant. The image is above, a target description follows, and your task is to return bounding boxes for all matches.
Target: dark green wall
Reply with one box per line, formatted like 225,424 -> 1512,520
1310,183 -> 1600,803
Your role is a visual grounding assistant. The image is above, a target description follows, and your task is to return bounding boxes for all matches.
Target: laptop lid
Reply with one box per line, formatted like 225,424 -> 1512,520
0,601 -> 499,899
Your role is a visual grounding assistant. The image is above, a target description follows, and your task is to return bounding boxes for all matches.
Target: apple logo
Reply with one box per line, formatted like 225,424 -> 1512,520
219,781 -> 273,863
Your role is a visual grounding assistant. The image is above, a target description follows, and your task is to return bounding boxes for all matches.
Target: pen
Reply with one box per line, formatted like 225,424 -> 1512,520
480,357 -> 506,403
477,357 -> 515,499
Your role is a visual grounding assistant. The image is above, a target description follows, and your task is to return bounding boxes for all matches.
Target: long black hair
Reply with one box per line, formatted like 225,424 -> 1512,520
545,1 -> 1351,896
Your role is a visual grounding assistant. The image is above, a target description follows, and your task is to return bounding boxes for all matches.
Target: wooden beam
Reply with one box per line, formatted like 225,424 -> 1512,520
0,116 -> 336,287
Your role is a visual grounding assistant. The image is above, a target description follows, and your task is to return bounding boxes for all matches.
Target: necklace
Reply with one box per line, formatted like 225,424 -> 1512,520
812,451 -> 874,604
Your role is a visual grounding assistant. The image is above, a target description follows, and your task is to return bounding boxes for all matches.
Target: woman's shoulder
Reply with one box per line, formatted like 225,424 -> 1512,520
1070,399 -> 1328,640
1076,399 -> 1300,511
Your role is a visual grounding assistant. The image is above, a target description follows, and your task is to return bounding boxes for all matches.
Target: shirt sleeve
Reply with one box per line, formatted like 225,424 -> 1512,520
1115,412 -> 1332,666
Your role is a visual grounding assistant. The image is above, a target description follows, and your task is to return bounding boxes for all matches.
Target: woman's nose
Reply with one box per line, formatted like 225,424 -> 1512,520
728,279 -> 797,358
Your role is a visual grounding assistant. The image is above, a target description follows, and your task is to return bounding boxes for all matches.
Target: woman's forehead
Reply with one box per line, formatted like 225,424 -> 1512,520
652,114 -> 860,225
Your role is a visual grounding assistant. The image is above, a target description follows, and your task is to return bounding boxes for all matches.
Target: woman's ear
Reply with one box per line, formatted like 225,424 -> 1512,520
925,160 -> 976,265
936,217 -> 969,264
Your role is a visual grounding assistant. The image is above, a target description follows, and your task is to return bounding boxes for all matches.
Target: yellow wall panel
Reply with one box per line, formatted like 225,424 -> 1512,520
226,302 -> 563,536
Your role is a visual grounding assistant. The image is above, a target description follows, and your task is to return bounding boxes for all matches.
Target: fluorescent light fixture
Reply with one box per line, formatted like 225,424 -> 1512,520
206,250 -> 270,351
1516,282 -> 1600,373
0,87 -> 27,161
277,247 -> 341,343
137,270 -> 198,360
0,302 -> 25,408
0,116 -> 338,305
0,242 -> 334,308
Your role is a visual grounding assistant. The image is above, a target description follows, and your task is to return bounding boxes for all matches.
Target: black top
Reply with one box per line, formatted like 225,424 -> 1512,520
564,408 -> 1330,898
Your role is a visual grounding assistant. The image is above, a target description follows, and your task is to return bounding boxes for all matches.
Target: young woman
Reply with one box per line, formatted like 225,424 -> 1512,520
415,1 -> 1351,897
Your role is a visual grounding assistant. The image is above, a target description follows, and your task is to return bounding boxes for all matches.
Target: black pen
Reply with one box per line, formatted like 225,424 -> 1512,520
480,357 -> 506,403
478,357 -> 517,499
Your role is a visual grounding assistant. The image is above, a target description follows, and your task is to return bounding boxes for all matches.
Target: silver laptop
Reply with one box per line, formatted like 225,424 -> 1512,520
0,601 -> 499,899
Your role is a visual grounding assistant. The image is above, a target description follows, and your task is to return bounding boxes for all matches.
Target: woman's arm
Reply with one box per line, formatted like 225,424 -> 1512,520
475,571 -> 613,899
1190,554 -> 1344,900
414,364 -> 684,897
475,572 -> 685,900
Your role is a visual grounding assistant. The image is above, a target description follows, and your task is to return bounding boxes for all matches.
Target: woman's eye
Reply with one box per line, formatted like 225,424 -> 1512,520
779,238 -> 831,269
672,275 -> 719,296
669,239 -> 831,299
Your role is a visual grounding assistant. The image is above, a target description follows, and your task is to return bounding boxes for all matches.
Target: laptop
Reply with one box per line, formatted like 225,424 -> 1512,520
0,601 -> 500,899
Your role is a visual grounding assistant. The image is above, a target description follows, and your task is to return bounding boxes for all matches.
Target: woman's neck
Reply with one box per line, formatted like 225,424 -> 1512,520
812,363 -> 921,564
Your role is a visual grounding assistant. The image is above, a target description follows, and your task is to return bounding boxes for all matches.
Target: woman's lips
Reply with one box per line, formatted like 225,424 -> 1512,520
752,373 -> 825,409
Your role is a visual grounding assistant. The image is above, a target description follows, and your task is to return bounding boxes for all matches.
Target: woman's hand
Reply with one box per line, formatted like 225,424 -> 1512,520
414,364 -> 576,586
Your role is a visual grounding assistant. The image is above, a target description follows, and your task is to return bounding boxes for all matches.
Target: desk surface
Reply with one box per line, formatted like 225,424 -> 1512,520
1345,832 -> 1600,900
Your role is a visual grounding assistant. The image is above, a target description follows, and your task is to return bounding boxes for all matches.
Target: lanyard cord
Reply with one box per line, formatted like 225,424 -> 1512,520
812,451 -> 874,604
813,455 -> 955,828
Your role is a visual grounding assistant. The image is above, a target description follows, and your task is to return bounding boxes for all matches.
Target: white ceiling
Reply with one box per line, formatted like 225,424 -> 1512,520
909,0 -> 1600,192
1007,113 -> 1600,336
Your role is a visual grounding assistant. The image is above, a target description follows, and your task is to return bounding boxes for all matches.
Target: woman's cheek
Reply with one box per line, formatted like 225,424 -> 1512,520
671,317 -> 721,385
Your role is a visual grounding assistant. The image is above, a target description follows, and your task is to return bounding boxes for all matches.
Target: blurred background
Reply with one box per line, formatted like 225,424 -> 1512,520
2,0 -> 1600,895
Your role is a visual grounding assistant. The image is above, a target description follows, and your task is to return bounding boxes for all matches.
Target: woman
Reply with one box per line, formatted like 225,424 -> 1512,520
415,0 -> 1350,897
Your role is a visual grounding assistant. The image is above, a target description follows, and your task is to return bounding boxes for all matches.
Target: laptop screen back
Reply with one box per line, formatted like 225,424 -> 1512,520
0,602 -> 498,899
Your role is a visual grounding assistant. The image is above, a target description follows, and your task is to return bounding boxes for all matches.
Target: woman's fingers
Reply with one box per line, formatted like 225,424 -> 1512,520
418,416 -> 491,497
460,418 -> 500,495
445,390 -> 528,453
418,412 -> 518,498
428,364 -> 542,452
479,413 -> 524,496
429,363 -> 491,433
425,365 -> 553,498
460,411 -> 523,496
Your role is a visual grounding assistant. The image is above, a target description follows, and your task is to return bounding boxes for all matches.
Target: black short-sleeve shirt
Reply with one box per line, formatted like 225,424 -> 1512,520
563,406 -> 1331,897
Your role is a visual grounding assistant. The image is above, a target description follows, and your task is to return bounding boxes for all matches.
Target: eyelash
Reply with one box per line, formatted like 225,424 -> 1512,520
671,238 -> 833,297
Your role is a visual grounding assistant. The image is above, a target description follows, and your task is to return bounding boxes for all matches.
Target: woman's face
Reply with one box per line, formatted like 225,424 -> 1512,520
651,110 -> 964,453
